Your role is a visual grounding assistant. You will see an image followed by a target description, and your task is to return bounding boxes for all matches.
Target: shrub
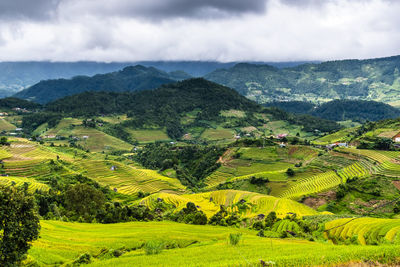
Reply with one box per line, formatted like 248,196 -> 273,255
73,253 -> 92,265
228,233 -> 242,246
144,240 -> 164,255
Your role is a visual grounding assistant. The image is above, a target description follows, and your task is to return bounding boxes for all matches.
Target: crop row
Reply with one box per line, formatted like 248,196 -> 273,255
279,162 -> 371,199
0,176 -> 49,193
140,190 -> 318,218
81,160 -> 185,194
325,217 -> 400,245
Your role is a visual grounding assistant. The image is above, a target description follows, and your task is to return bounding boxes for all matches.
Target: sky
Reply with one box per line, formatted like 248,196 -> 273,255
0,0 -> 399,62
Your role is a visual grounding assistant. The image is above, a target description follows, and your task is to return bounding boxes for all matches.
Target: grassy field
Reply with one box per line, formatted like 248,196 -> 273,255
325,217 -> 400,245
313,127 -> 358,145
42,118 -> 133,152
27,220 -> 400,267
80,160 -> 185,194
126,129 -> 170,143
0,117 -> 16,131
200,127 -> 235,141
204,145 -> 320,189
140,190 -> 318,218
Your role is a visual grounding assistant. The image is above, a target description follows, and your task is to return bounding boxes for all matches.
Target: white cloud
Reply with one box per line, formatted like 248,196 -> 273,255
0,0 -> 398,62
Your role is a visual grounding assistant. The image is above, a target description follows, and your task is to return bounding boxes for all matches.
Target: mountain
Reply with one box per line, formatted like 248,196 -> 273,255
14,65 -> 191,104
266,99 -> 400,123
21,78 -> 340,141
0,61 -> 313,98
204,55 -> 400,106
45,78 -> 258,116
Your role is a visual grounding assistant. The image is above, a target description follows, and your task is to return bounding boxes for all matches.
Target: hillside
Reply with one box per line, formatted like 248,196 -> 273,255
14,65 -> 191,104
0,61 -> 314,98
266,99 -> 400,123
21,78 -> 341,142
205,55 -> 400,106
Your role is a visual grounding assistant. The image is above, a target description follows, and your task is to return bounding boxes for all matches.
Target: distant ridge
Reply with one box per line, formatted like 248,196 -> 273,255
205,55 -> 400,105
14,65 -> 191,104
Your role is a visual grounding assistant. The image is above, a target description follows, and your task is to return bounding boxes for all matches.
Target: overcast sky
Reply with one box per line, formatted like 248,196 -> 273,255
0,0 -> 399,62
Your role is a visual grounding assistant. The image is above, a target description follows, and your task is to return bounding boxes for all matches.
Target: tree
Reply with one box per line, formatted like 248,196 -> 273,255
0,137 -> 9,146
64,184 -> 106,218
0,186 -> 40,266
286,168 -> 295,177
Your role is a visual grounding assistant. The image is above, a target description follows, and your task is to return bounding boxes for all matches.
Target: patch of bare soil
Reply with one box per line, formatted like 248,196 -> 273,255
332,260 -> 400,267
392,180 -> 400,191
302,191 -> 337,209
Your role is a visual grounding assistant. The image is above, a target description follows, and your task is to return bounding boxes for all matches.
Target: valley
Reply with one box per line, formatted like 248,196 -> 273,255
1,77 -> 400,265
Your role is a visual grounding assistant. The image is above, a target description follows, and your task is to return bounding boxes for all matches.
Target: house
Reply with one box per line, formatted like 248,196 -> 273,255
82,135 -> 89,139
234,135 -> 241,139
393,132 -> 400,143
279,142 -> 286,148
276,133 -> 288,139
110,165 -> 117,171
326,142 -> 348,149
15,128 -> 23,131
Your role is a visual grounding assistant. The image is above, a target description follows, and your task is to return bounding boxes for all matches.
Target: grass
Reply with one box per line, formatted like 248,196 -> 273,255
140,190 -> 318,218
200,127 -> 235,140
43,118 -> 133,152
27,220 -> 400,267
325,217 -> 400,245
80,160 -> 185,194
279,162 -> 371,200
126,129 -> 170,143
0,176 -> 49,193
0,117 -> 16,131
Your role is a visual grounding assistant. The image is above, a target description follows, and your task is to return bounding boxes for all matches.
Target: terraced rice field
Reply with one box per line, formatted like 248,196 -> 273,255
0,176 -> 49,192
3,159 -> 65,180
0,148 -> 11,160
204,171 -> 235,188
28,220 -> 400,266
279,162 -> 371,199
0,117 -> 16,131
140,190 -> 318,218
376,161 -> 400,177
325,217 -> 400,245
80,160 -> 185,194
340,148 -> 400,163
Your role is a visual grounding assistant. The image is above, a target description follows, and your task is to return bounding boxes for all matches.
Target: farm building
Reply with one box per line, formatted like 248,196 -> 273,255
392,132 -> 400,143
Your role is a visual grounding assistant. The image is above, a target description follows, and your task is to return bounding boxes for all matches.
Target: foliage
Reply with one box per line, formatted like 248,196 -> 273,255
267,99 -> 400,123
0,185 -> 40,266
228,233 -> 242,246
135,142 -> 225,187
64,183 -> 106,218
144,240 -> 164,255
15,65 -> 182,104
205,56 -> 400,105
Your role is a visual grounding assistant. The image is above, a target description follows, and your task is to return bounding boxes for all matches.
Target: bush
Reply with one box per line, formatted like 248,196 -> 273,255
73,253 -> 92,265
228,233 -> 242,246
144,240 -> 164,255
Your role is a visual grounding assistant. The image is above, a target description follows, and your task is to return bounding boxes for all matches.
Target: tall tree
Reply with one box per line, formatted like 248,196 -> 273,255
0,185 -> 40,266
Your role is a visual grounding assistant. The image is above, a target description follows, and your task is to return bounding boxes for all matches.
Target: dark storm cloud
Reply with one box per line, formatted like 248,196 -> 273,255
64,0 -> 268,20
0,0 -> 61,20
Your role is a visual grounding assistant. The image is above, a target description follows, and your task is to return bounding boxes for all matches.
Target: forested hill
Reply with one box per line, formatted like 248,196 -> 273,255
205,55 -> 400,105
45,78 -> 259,116
266,99 -> 400,122
14,65 -> 191,104
37,78 -> 340,138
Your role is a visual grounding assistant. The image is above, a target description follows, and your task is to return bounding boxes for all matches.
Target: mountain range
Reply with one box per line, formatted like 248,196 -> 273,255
205,55 -> 400,106
0,60 -> 313,98
14,65 -> 191,104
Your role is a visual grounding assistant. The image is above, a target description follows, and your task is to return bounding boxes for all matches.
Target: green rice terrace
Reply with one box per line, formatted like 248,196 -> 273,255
2,117 -> 400,266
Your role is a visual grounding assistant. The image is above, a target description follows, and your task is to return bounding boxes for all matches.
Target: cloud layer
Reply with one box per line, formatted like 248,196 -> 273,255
0,0 -> 399,62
